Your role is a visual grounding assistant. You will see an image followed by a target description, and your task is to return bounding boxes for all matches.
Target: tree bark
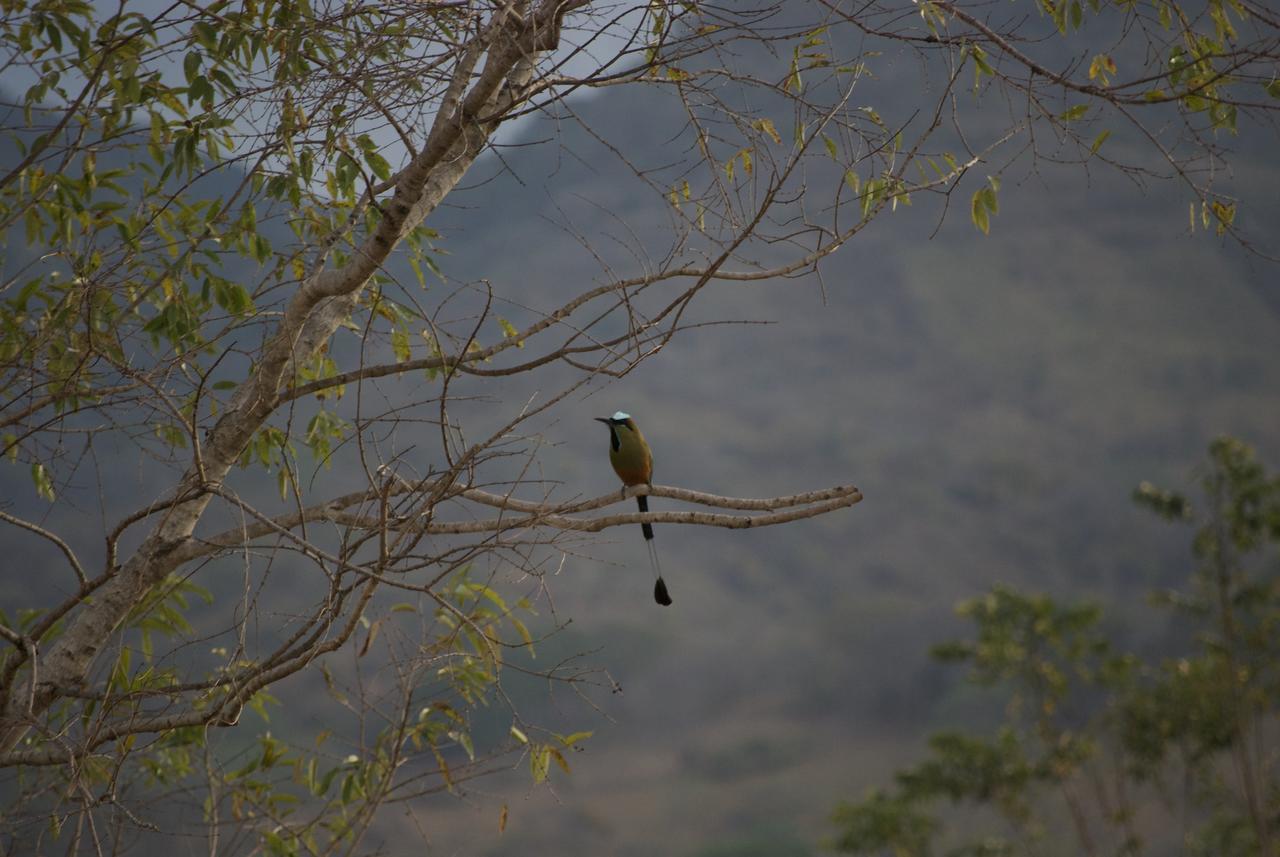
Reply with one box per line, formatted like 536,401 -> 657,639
0,0 -> 574,755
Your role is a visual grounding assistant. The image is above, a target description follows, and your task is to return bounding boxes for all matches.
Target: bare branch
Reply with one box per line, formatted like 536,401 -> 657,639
413,485 -> 864,535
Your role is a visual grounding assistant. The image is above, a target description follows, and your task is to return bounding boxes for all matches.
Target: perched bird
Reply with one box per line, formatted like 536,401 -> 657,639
595,411 -> 672,606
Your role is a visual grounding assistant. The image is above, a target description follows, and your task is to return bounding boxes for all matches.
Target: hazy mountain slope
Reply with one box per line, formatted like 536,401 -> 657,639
2,69 -> 1278,856
342,85 -> 1280,855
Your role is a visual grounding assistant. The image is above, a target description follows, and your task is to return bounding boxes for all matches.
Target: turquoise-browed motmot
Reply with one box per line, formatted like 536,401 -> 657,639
595,412 -> 672,606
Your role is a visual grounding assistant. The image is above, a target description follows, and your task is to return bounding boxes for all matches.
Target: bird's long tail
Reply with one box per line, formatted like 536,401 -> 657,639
637,494 -> 672,606
637,494 -> 655,541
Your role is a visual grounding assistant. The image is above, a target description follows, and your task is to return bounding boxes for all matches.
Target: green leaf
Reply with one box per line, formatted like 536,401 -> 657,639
1058,104 -> 1089,122
341,770 -> 364,804
247,690 -> 276,722
497,317 -> 523,348
1210,200 -> 1236,235
979,186 -> 998,216
752,117 -> 782,145
969,177 -> 999,235
1132,480 -> 1191,521
1089,129 -> 1111,155
531,744 -> 551,784
860,178 -> 882,220
31,462 -> 55,501
155,423 -> 190,449
366,150 -> 391,181
1088,54 -> 1116,84
451,729 -> 475,761
1209,103 -> 1237,133
192,21 -> 218,50
183,51 -> 202,84
314,764 -> 343,796
391,327 -> 411,362
971,190 -> 990,235
971,45 -> 995,80
213,280 -> 254,315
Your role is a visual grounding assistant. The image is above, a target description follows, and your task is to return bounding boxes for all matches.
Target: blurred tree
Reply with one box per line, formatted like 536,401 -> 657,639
0,0 -> 1277,852
830,436 -> 1280,857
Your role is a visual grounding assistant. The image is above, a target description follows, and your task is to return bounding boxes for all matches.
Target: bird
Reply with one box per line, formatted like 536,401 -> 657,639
594,411 -> 672,606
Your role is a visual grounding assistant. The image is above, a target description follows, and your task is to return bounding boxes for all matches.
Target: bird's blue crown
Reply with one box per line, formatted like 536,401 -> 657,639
611,411 -> 631,421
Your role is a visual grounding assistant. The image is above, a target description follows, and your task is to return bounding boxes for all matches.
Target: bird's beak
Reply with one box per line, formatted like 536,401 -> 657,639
593,417 -> 610,424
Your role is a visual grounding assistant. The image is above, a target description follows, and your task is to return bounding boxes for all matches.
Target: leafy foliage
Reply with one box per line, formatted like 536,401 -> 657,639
2,0 -> 1279,852
831,437 -> 1280,856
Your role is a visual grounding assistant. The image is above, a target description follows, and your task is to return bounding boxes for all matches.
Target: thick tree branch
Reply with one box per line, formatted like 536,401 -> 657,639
177,482 -> 862,554
409,487 -> 864,535
0,0 -> 576,755
0,578 -> 379,768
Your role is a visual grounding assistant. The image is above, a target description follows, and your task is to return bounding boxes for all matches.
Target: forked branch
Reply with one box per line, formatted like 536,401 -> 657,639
184,482 -> 863,558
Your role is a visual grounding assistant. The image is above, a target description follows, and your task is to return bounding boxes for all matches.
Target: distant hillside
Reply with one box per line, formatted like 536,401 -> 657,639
394,82 -> 1280,857
3,71 -> 1279,857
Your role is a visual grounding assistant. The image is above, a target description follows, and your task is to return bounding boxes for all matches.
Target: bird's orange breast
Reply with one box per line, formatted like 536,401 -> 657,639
611,458 -> 652,486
